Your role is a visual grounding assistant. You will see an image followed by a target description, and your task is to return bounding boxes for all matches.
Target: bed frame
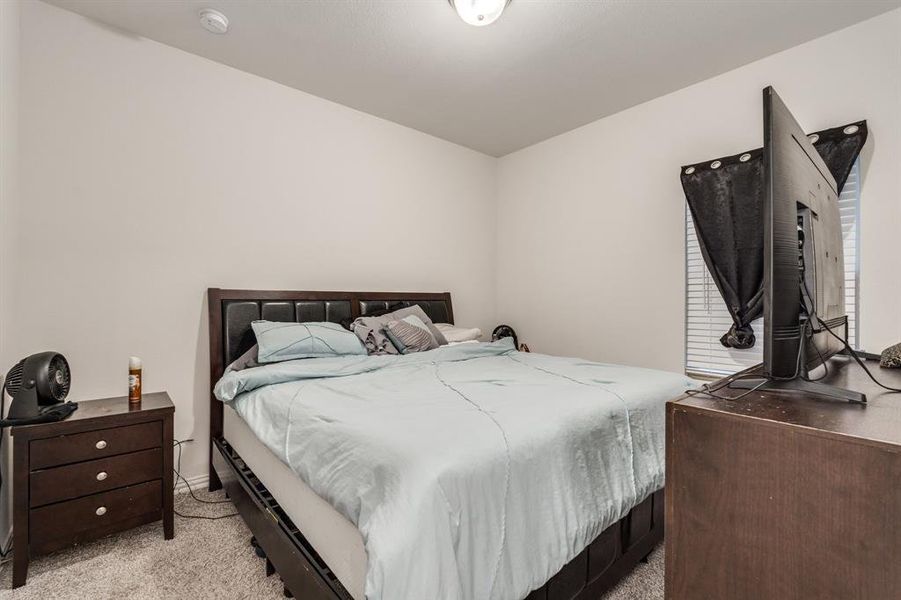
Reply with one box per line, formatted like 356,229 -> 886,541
208,288 -> 663,600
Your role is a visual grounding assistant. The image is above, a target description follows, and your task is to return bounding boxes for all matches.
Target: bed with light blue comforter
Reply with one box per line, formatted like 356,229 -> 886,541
214,339 -> 696,600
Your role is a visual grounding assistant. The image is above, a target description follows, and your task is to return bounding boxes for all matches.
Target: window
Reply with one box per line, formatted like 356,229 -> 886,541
685,159 -> 860,377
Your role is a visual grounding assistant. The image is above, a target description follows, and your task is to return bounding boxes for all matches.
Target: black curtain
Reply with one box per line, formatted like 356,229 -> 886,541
681,120 -> 867,349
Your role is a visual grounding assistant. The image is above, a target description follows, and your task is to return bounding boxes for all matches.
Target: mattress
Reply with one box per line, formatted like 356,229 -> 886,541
224,406 -> 367,599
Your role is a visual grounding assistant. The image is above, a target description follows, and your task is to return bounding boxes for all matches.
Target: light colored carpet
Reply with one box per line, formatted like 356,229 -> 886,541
0,488 -> 663,599
602,546 -> 664,600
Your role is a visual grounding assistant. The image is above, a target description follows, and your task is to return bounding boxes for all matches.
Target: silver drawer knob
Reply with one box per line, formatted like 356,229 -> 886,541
95,506 -> 107,516
96,471 -> 108,481
95,440 -> 107,450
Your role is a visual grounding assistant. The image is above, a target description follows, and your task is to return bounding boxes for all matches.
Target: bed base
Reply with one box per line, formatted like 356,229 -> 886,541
213,438 -> 353,599
212,436 -> 663,600
208,289 -> 663,599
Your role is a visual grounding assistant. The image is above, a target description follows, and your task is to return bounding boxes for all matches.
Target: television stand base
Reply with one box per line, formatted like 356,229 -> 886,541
729,377 -> 867,404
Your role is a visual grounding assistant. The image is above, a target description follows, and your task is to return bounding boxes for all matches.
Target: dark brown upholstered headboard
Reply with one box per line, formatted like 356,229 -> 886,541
207,288 -> 453,481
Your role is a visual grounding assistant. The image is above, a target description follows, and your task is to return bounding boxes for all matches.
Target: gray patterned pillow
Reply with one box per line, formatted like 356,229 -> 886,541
351,305 -> 447,355
385,315 -> 439,354
881,343 -> 901,368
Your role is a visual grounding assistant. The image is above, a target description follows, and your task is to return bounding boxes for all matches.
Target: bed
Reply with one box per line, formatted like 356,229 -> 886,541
208,289 -> 689,600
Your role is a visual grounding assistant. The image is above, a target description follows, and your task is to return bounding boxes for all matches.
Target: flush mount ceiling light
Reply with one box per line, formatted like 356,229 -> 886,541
449,0 -> 511,27
199,8 -> 229,34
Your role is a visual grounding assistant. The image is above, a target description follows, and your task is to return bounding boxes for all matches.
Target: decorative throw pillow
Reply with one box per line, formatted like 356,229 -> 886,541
385,315 -> 439,354
251,321 -> 366,363
351,305 -> 447,355
881,342 -> 901,368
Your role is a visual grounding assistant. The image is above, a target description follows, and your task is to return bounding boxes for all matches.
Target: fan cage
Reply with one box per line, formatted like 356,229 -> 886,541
49,355 -> 71,401
4,360 -> 25,396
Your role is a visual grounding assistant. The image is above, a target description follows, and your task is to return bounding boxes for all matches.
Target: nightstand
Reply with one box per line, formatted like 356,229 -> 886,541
11,392 -> 174,588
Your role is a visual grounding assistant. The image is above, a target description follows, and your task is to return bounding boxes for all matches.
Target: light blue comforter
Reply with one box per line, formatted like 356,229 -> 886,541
215,339 -> 696,600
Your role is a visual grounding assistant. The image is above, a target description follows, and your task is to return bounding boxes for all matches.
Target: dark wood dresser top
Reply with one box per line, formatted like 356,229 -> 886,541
12,391 -> 174,441
67,391 -> 174,418
672,356 -> 901,449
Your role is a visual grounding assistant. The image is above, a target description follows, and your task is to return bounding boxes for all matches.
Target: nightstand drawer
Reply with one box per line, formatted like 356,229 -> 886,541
30,448 -> 162,507
30,421 -> 161,469
30,480 -> 162,554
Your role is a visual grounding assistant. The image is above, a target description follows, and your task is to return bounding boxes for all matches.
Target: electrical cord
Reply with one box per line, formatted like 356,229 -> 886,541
800,278 -> 901,394
802,331 -> 829,382
173,440 -> 231,504
172,439 -> 237,520
685,312 -> 809,401
174,507 -> 237,521
797,295 -> 829,383
767,317 -> 809,383
685,377 -> 769,401
819,318 -> 901,394
798,273 -> 828,382
684,372 -> 771,401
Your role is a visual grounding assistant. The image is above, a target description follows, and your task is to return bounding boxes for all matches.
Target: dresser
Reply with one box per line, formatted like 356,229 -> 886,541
666,357 -> 901,599
11,392 -> 174,588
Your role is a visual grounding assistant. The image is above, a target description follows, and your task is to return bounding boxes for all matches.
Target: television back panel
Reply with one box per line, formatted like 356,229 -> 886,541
762,87 -> 845,378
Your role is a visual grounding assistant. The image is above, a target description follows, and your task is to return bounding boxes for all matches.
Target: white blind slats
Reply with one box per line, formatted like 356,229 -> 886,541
685,160 -> 860,376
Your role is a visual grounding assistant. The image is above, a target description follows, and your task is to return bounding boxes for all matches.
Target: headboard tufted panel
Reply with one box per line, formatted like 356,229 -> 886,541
358,299 -> 451,324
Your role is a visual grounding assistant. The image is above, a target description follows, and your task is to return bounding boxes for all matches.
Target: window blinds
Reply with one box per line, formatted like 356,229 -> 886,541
685,159 -> 860,378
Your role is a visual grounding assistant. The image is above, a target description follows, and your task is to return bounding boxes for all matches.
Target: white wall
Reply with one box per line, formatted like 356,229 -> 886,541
0,0 -> 22,553
12,1 -> 497,482
497,10 -> 901,373
8,2 -> 901,488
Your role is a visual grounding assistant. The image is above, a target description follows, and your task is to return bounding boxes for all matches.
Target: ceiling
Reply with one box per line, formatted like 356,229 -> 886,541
46,0 -> 900,157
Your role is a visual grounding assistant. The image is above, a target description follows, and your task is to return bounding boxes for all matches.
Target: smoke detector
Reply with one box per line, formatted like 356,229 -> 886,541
199,9 -> 229,34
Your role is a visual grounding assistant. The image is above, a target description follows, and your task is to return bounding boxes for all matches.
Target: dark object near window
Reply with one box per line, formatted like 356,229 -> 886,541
881,343 -> 901,369
492,324 -> 518,350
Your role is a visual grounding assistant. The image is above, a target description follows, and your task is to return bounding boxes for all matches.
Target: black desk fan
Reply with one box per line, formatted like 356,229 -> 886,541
1,352 -> 78,427
0,352 -> 77,548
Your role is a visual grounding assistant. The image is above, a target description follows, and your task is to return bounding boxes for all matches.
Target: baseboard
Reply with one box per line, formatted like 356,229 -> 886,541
175,472 -> 210,494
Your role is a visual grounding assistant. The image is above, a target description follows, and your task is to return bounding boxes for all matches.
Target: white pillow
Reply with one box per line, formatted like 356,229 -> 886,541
434,323 -> 482,343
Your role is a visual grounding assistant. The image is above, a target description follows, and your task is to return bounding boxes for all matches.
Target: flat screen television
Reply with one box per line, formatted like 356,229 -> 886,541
732,87 -> 863,403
